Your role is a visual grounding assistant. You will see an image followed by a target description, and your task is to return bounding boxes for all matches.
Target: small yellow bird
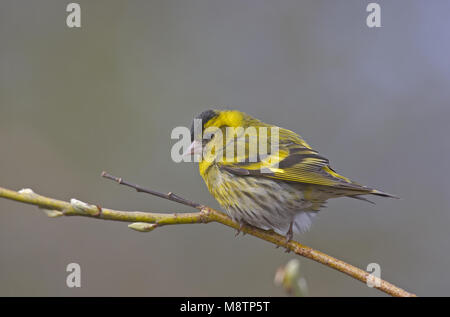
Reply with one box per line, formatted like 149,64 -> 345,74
186,109 -> 397,240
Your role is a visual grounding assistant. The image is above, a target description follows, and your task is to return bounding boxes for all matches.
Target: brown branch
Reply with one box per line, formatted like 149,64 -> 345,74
0,172 -> 416,297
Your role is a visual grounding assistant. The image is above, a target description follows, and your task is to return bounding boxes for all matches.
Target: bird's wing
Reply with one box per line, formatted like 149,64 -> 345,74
217,127 -> 371,191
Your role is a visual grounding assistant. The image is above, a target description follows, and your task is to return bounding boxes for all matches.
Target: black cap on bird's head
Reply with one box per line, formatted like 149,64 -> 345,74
190,109 -> 218,142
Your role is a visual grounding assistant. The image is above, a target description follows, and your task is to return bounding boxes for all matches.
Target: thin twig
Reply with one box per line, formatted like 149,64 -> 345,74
0,173 -> 416,297
101,172 -> 202,209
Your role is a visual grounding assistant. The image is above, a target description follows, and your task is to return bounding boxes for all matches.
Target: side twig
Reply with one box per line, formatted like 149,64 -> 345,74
0,172 -> 416,297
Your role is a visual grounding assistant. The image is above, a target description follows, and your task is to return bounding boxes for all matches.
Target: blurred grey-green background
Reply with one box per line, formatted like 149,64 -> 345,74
1,0 -> 449,296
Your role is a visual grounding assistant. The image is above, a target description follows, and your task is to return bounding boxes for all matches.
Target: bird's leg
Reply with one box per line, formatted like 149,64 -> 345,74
284,221 -> 294,253
235,225 -> 241,237
274,223 -> 294,250
286,221 -> 294,242
235,221 -> 249,237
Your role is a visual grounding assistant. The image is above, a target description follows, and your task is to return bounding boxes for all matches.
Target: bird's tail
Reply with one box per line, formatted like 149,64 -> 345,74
347,188 -> 399,205
370,189 -> 400,199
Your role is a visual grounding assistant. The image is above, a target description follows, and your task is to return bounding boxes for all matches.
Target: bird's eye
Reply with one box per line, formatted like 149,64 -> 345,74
204,132 -> 215,140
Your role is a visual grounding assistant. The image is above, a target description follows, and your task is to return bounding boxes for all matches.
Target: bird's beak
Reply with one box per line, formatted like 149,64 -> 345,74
183,140 -> 203,157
